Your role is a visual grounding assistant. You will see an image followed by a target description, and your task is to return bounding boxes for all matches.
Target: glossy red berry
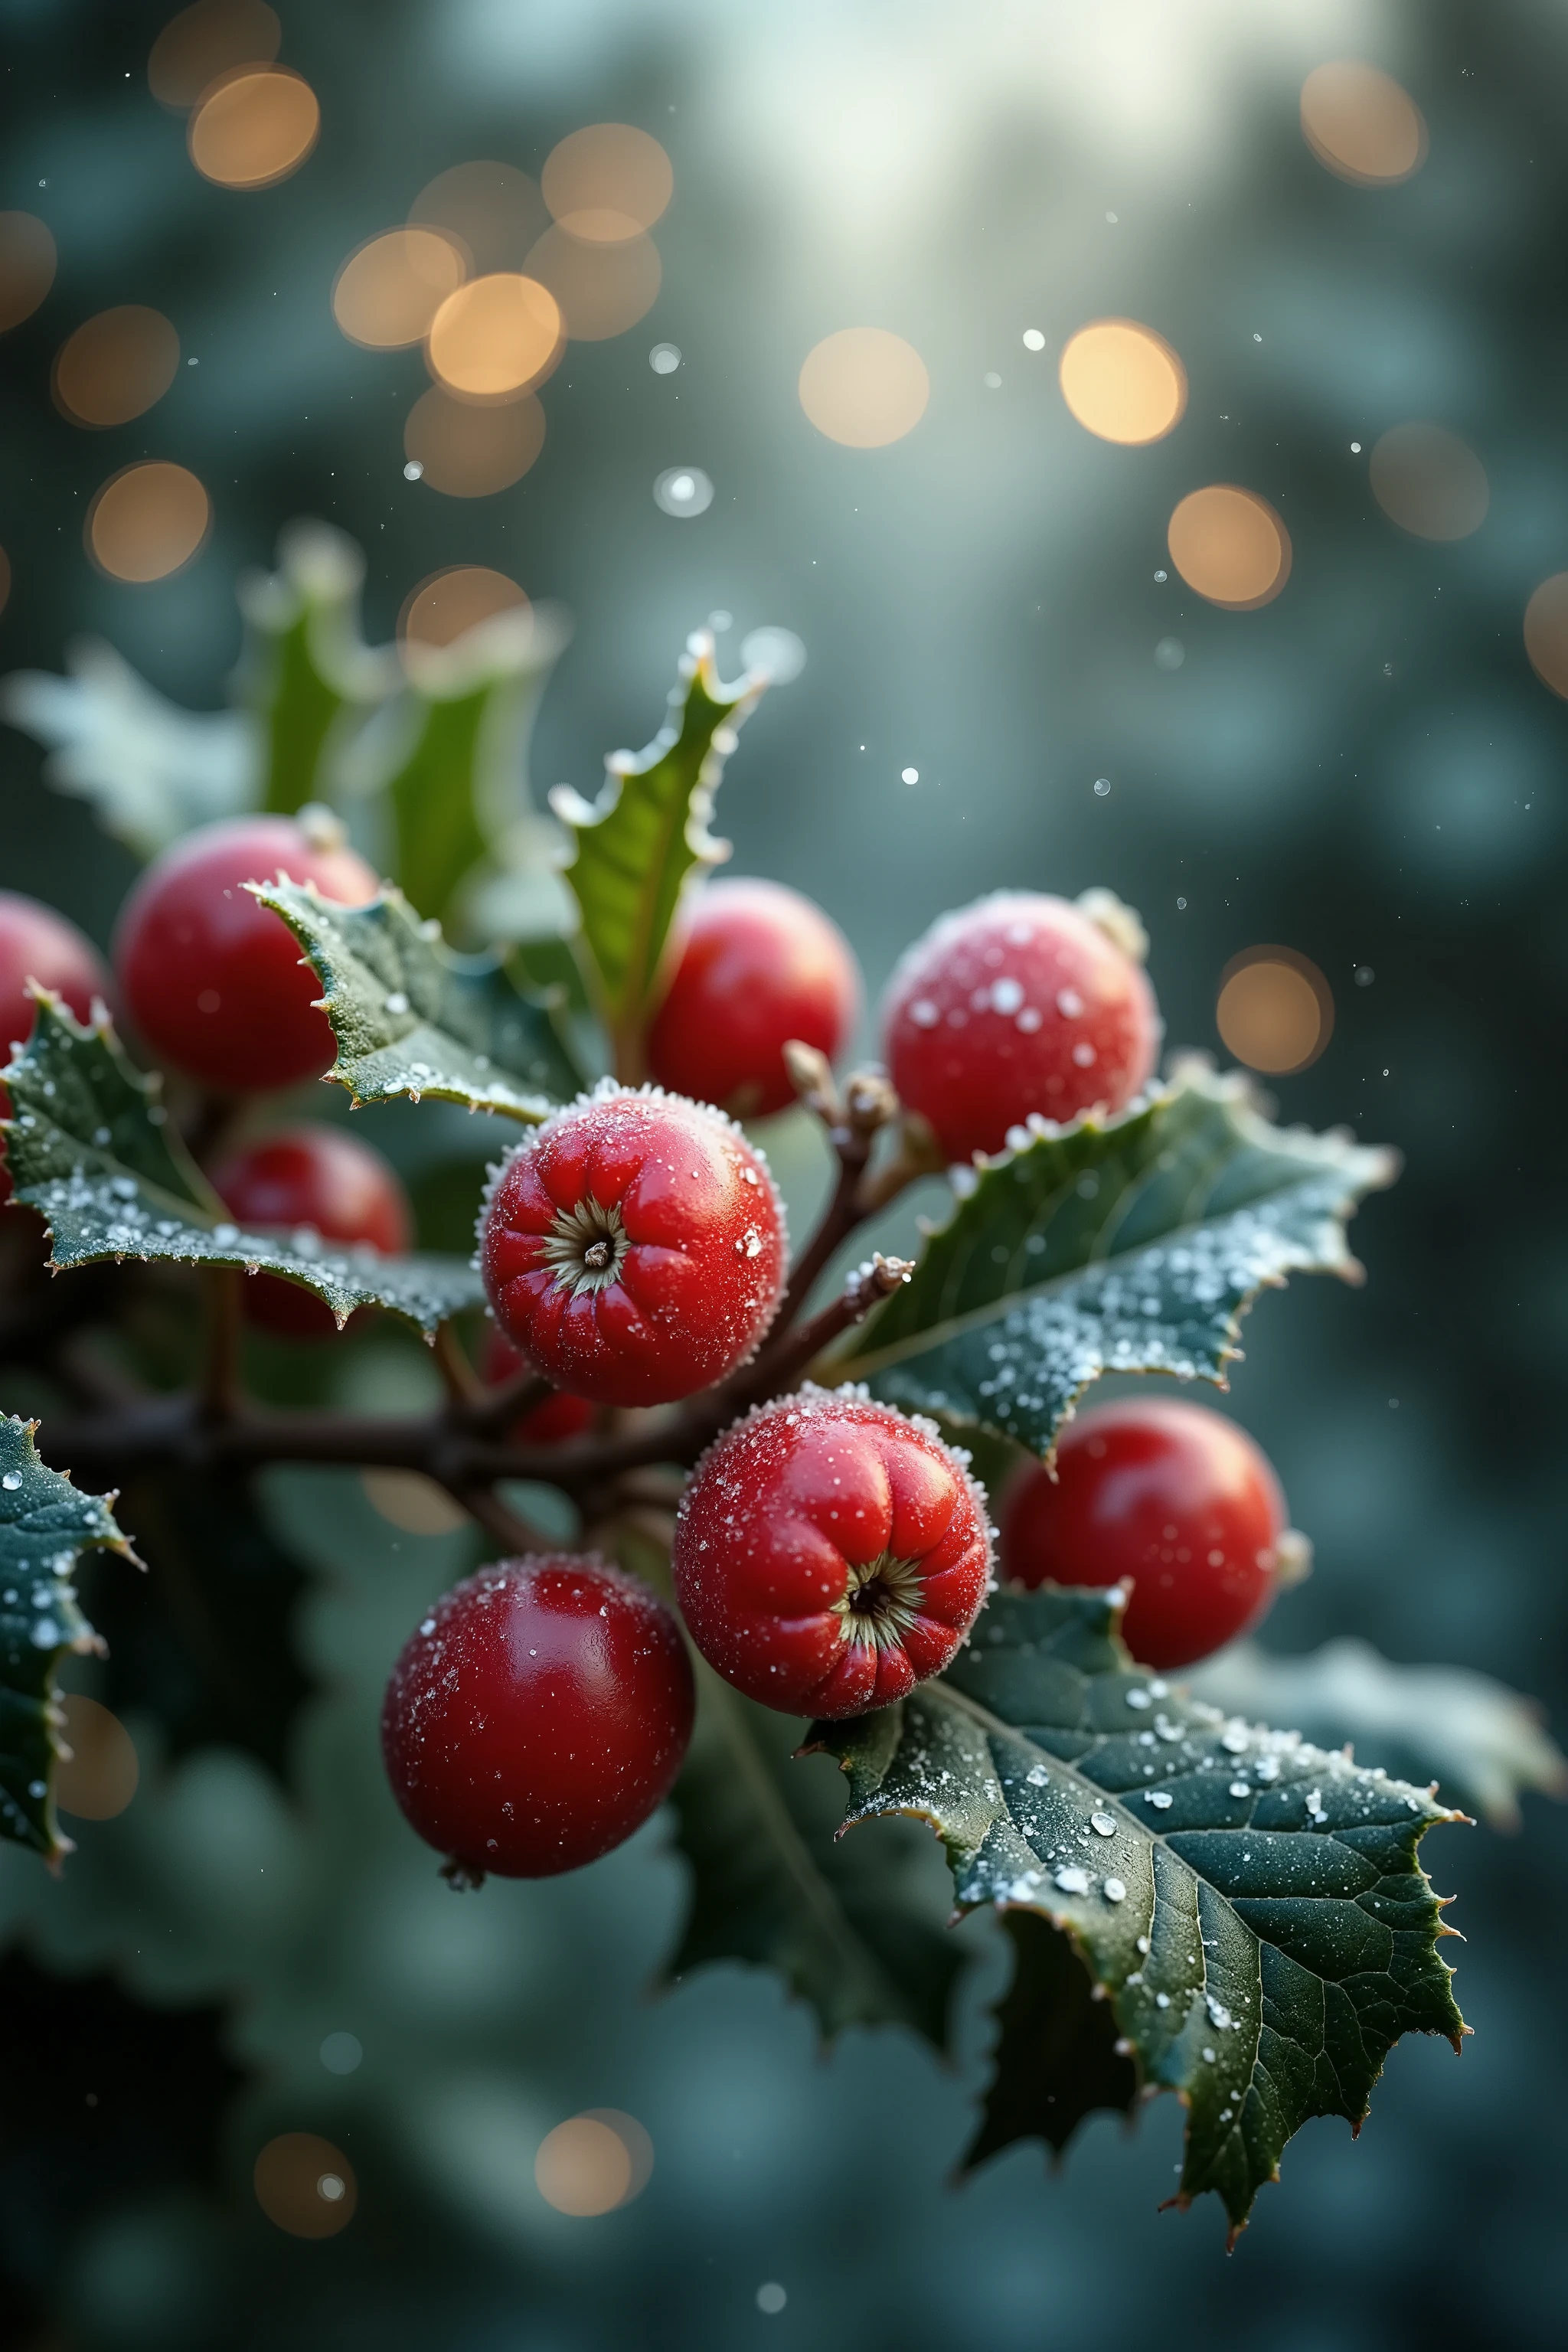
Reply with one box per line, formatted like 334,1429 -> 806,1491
479,1085 -> 786,1407
211,1125 -> 413,1338
0,892 -> 112,1203
999,1397 -> 1303,1670
482,1328 -> 595,1444
646,877 -> 861,1118
381,1555 -> 695,1880
673,1387 -> 993,1718
114,815 -> 378,1092
882,890 -> 1160,1164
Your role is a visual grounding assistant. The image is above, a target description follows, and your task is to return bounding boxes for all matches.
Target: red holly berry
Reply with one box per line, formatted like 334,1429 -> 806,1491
0,891 -> 112,1204
479,1085 -> 786,1408
381,1555 -> 694,1880
482,1328 -> 595,1444
114,814 -> 378,1093
672,1387 -> 993,1718
999,1397 -> 1304,1670
211,1125 -> 413,1338
646,877 -> 861,1118
882,890 -> 1160,1164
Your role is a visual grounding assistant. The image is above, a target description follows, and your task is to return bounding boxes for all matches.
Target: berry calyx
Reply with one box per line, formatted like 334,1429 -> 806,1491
881,889 -> 1160,1164
672,1387 -> 992,1718
482,1328 -> 595,1444
479,1085 -> 786,1407
646,877 -> 861,1118
999,1396 -> 1306,1670
113,813 -> 378,1093
0,892 -> 111,1204
211,1125 -> 413,1338
381,1555 -> 694,1880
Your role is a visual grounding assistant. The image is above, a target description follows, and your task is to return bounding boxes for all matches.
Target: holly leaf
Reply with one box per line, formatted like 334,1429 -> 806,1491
550,631 -> 763,1073
665,1666 -> 965,2050
840,1063 -> 1397,1459
2,996 -> 482,1336
236,521 -> 398,817
1188,1638 -> 1568,1834
812,1585 -> 1465,2237
0,1414 -> 132,1865
965,1909 -> 1138,2165
253,881 -> 585,1119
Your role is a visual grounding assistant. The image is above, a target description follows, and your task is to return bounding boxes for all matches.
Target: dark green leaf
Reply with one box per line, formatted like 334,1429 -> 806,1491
665,1664 -> 965,2050
2,995 -> 483,1336
236,522 -> 397,816
551,632 -> 762,1070
253,881 -> 585,1119
964,1909 -> 1138,2167
841,1064 -> 1397,1458
812,1585 -> 1465,2236
0,1413 -> 132,1864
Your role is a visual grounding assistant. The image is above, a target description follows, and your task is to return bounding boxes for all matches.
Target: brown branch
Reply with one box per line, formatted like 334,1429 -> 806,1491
198,1267 -> 243,1420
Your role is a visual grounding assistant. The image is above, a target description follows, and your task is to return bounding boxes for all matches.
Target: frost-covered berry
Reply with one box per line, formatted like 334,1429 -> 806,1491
881,889 -> 1159,1163
673,1387 -> 993,1718
381,1556 -> 694,1880
211,1125 -> 412,1339
114,814 -> 377,1092
646,877 -> 861,1118
479,1085 -> 786,1407
1001,1397 -> 1305,1670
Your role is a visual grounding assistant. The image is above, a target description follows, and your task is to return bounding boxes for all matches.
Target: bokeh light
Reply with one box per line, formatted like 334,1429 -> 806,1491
1167,485 -> 1291,609
253,2134 -> 357,2237
188,64 -> 319,188
653,466 -> 714,518
87,462 -> 211,583
1523,573 -> 1568,700
403,386 -> 545,497
524,221 -> 661,340
54,1694 -> 139,1819
1057,319 -> 1187,444
1216,948 -> 1334,1073
798,329 -> 929,448
409,161 -> 547,274
332,229 -> 466,351
148,0 -> 280,109
1369,422 -> 1488,541
53,306 -> 180,427
535,2112 -> 652,2215
360,1468 -> 470,1534
1300,60 -> 1428,187
541,126 -> 673,237
0,211 -> 57,332
400,566 -> 528,650
740,626 -> 807,684
425,273 -> 562,402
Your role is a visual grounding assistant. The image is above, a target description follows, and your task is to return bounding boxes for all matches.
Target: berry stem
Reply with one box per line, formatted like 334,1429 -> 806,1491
198,1266 -> 244,1421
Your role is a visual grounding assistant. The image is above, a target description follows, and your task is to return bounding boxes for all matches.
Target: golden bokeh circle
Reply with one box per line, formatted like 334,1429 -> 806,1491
1217,949 -> 1334,1074
535,2117 -> 635,2216
409,161 -> 547,274
149,0 -> 280,110
87,462 -> 211,583
541,126 -> 672,237
524,220 -> 661,341
188,64 -> 319,189
1524,573 -> 1568,700
799,328 -> 929,449
1368,422 -> 1488,541
403,388 -> 545,498
1300,61 -> 1427,187
253,2134 -> 357,2238
426,273 -> 562,403
54,1694 -> 139,1819
399,566 -> 528,652
1058,319 -> 1187,445
0,211 -> 57,332
332,229 -> 467,351
1167,485 -> 1291,609
53,306 -> 180,428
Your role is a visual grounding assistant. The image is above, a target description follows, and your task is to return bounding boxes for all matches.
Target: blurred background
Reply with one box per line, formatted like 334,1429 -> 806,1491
2,1 -> 1566,2346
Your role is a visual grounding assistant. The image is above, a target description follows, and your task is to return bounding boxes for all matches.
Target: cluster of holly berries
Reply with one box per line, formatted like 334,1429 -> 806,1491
1,813 -> 1301,1891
